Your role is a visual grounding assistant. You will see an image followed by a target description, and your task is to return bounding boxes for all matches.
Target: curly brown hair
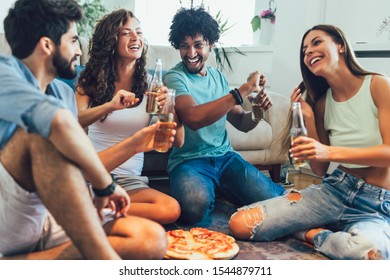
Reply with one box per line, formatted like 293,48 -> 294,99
77,9 -> 148,112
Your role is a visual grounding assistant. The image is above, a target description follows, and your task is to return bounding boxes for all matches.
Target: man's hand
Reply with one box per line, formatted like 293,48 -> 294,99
248,89 -> 273,111
155,86 -> 168,111
94,184 -> 131,220
240,71 -> 268,99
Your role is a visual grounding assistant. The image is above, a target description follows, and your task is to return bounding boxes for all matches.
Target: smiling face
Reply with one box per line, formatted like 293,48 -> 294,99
179,34 -> 212,76
116,17 -> 144,61
53,21 -> 81,79
301,30 -> 345,78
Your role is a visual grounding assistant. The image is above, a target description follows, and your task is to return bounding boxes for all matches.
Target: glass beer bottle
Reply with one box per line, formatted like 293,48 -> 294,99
154,89 -> 176,153
290,102 -> 308,169
146,58 -> 163,113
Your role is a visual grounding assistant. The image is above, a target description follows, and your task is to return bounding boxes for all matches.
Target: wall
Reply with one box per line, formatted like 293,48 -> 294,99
1,0 -> 389,95
0,0 -> 15,33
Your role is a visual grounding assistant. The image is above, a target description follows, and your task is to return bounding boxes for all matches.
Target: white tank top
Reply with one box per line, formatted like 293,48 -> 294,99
324,75 -> 382,168
88,97 -> 150,176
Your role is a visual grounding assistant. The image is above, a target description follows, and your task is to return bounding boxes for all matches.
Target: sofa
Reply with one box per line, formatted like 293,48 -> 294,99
0,33 -> 290,182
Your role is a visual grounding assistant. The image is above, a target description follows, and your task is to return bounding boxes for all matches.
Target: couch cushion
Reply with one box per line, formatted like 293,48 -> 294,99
226,120 -> 272,151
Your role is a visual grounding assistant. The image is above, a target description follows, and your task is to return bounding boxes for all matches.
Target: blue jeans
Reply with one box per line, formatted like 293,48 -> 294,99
169,152 -> 286,225
238,168 -> 390,259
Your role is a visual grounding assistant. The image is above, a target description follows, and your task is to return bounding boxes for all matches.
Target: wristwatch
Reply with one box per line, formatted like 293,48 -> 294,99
92,174 -> 117,197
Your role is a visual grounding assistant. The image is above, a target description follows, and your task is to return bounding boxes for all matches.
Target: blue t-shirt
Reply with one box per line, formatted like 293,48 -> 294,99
0,55 -> 77,148
163,62 -> 233,172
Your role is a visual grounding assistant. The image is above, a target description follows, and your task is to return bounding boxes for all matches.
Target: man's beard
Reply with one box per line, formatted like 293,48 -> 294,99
53,50 -> 77,80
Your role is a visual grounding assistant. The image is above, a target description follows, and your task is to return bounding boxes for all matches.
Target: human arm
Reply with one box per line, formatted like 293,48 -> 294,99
290,85 -> 330,176
49,109 -> 130,218
170,71 -> 262,131
75,87 -> 139,128
290,75 -> 390,172
228,74 -> 272,132
96,122 -> 177,172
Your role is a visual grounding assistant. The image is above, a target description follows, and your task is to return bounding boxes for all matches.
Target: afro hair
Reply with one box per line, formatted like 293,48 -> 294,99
168,7 -> 220,49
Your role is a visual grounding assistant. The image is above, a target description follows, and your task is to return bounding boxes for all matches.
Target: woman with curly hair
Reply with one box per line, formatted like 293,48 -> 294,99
76,9 -> 182,225
229,24 -> 390,259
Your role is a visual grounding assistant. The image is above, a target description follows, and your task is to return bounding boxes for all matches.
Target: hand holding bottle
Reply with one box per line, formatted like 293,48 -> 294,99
154,89 -> 176,153
146,58 -> 164,113
290,102 -> 310,169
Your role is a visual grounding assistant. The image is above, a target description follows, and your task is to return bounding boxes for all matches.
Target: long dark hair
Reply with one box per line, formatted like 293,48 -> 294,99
77,9 -> 148,115
280,24 -> 378,155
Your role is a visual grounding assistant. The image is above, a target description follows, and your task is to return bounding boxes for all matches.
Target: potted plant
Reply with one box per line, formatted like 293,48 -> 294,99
251,0 -> 276,33
76,0 -> 107,38
213,10 -> 245,73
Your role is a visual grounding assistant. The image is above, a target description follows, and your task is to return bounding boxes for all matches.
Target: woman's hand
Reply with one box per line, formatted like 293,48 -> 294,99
290,83 -> 314,121
155,86 -> 168,111
290,136 -> 331,163
130,122 -> 177,154
110,89 -> 139,110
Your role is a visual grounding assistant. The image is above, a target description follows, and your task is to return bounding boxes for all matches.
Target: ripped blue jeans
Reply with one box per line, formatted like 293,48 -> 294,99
169,152 -> 286,225
235,168 -> 390,259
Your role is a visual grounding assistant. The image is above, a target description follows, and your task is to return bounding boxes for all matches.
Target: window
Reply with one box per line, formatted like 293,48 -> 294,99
134,0 -> 256,47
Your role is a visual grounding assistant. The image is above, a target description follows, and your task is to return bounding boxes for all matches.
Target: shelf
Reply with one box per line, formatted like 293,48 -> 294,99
353,42 -> 390,57
216,45 -> 273,53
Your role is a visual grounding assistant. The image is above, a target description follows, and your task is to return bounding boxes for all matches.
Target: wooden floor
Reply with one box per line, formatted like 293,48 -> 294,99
286,171 -> 322,190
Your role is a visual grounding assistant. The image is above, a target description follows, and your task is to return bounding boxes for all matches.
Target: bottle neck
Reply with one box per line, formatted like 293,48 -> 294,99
151,60 -> 163,90
291,103 -> 305,129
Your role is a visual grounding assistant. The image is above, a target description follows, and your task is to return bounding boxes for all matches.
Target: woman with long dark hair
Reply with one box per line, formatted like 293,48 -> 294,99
229,25 -> 390,259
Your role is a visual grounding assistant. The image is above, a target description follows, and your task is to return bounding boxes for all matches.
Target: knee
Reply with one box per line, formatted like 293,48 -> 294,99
229,207 -> 264,240
134,222 -> 167,260
158,198 -> 181,225
180,198 -> 212,224
145,223 -> 167,259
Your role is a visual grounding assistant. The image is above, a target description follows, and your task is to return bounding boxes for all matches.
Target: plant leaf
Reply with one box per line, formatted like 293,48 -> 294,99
251,16 -> 260,32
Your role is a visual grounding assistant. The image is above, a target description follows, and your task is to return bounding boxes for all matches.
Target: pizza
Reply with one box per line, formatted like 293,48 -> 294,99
165,227 -> 239,260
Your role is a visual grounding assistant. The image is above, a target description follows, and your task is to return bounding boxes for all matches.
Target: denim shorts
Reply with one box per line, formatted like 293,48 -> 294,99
238,168 -> 390,259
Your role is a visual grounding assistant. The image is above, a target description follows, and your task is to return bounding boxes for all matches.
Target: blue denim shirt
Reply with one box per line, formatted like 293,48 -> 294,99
0,55 -> 77,149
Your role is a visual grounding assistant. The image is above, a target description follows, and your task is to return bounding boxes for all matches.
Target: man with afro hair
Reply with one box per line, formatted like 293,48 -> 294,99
163,7 -> 286,225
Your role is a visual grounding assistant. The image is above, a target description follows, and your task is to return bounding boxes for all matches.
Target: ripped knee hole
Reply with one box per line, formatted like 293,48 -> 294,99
286,191 -> 302,202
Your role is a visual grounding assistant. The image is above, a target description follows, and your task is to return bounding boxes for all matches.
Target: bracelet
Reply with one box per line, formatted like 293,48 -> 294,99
92,174 -> 117,197
230,88 -> 243,105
